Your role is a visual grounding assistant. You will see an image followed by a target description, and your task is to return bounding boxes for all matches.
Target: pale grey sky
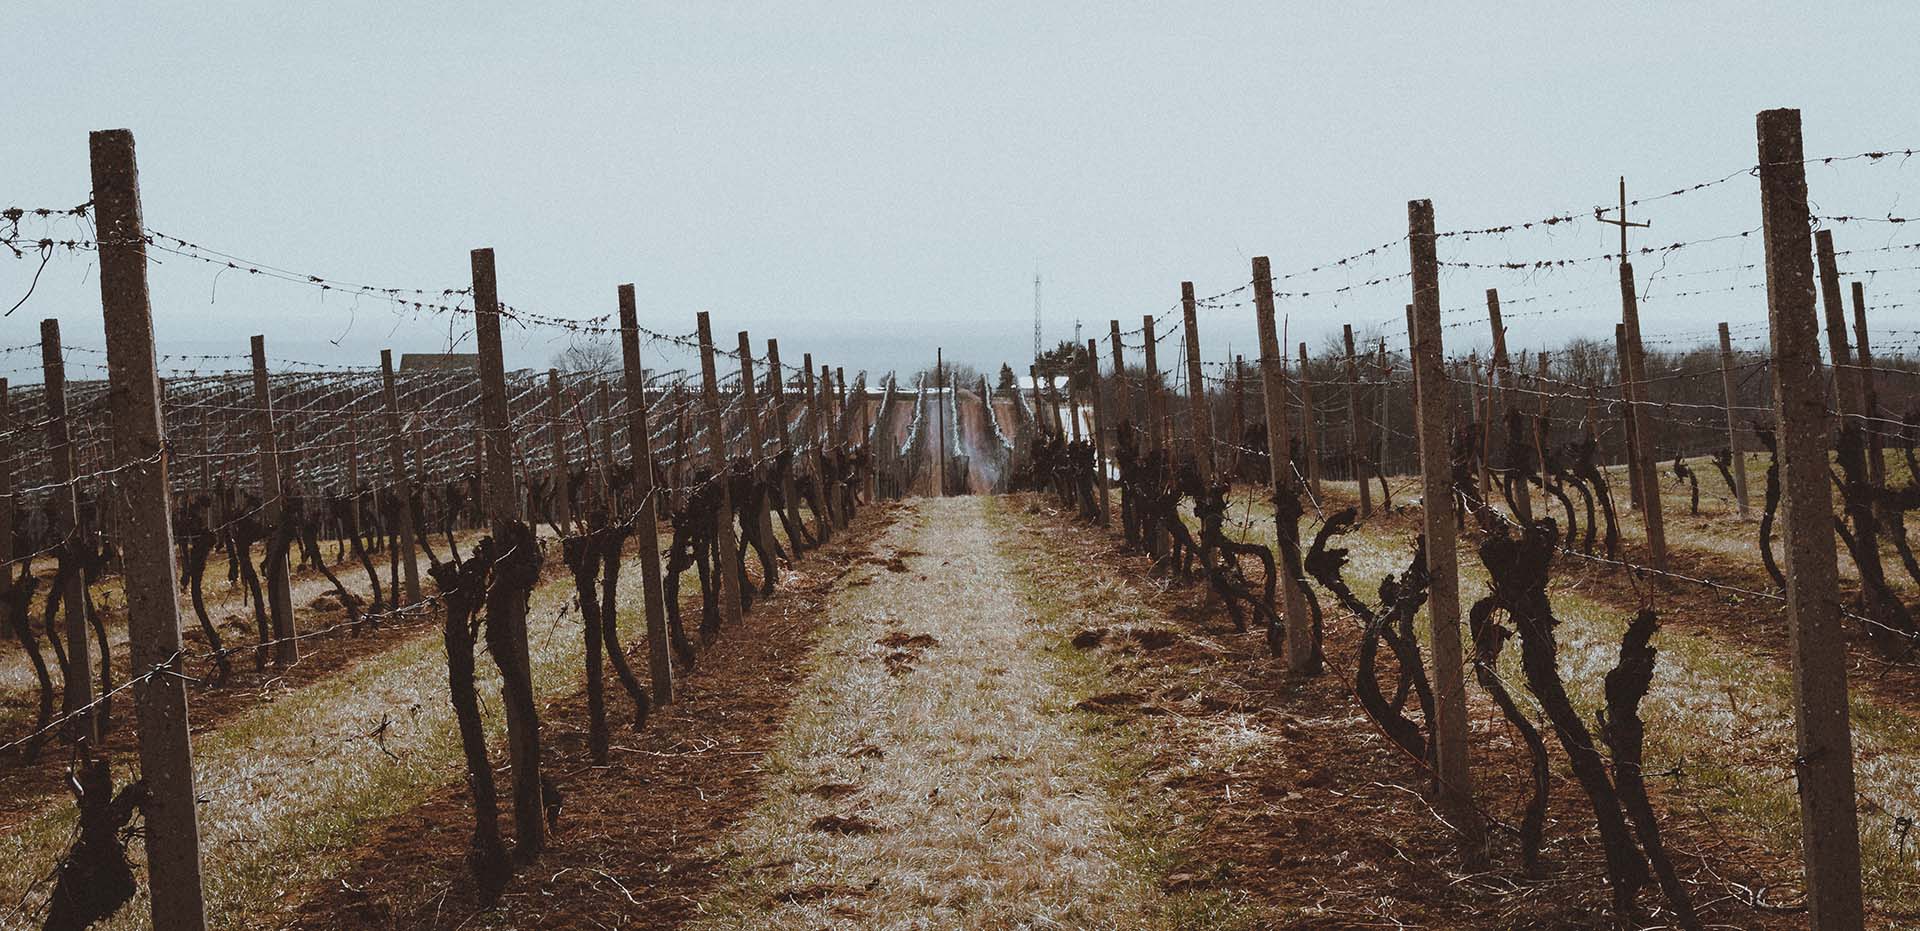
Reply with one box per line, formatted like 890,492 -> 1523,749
6,2 -> 1920,382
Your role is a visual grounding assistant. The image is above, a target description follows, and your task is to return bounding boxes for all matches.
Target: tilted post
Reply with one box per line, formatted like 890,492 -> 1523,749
1619,261 -> 1669,572
803,353 -> 830,542
1406,200 -> 1482,845
379,351 -> 421,604
250,334 -> 298,665
1181,282 -> 1211,477
1615,322 -> 1642,510
1850,282 -> 1883,487
1108,320 -> 1131,438
1814,230 -> 1861,419
1716,324 -> 1750,518
1755,105 -> 1865,931
1486,288 -> 1526,520
737,330 -> 779,583
92,129 -> 210,931
1344,325 -> 1371,517
547,370 -> 572,531
470,247 -> 545,859
1298,341 -> 1321,497
767,340 -> 805,548
1141,314 -> 1163,452
40,319 -> 95,740
1252,257 -> 1312,673
697,313 -> 746,627
1088,338 -> 1111,526
619,286 -> 674,704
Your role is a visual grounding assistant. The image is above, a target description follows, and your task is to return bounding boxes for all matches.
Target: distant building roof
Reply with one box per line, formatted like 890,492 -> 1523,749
399,353 -> 480,372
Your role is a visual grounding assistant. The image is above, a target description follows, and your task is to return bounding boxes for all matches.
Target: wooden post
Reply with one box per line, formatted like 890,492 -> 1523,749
1469,354 -> 1490,505
932,349 -> 944,496
1228,355 -> 1247,480
1376,338 -> 1390,482
618,286 -> 674,704
804,354 -> 830,541
1533,353 -> 1551,493
697,313 -> 746,627
0,379 -> 10,569
1814,231 -> 1862,420
767,340 -> 804,547
1486,288 -> 1526,520
1252,257 -> 1313,673
40,319 -> 95,740
1087,338 -> 1111,526
1344,326 -> 1371,517
92,129 -> 210,931
1297,342 -> 1321,497
1142,315 -> 1163,452
1755,106 -> 1865,931
1406,200 -> 1481,845
546,370 -> 572,530
1850,282 -> 1884,487
1181,283 -> 1211,477
1619,261 -> 1669,572
379,351 -> 421,604
1108,320 -> 1130,440
470,247 -> 544,860
1843,282 -> 1889,485
1615,323 -> 1642,510
823,363 -> 845,520
249,334 -> 298,665
737,330 -> 779,583
1717,324 -> 1750,518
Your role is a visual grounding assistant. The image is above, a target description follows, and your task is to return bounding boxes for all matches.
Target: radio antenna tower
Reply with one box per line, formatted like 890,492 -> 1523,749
1032,273 -> 1043,360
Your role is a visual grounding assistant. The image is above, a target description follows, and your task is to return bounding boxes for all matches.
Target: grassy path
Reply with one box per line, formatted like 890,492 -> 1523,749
683,497 -> 1203,930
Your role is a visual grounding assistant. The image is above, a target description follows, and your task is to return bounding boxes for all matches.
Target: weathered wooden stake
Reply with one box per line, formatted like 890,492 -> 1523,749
1614,322 -> 1642,510
1180,283 -> 1212,476
1619,261 -> 1669,572
697,313 -> 746,627
1814,231 -> 1861,420
767,340 -> 804,546
250,334 -> 298,665
1297,341 -> 1321,497
470,247 -> 545,860
1716,324 -> 1750,518
379,351 -> 421,604
1849,282 -> 1883,487
546,370 -> 572,531
1109,320 -> 1131,438
1407,200 -> 1482,846
738,330 -> 779,579
1376,338 -> 1390,482
1252,257 -> 1312,673
1345,327 -> 1371,517
1088,338 -> 1111,526
40,319 -> 95,740
804,354 -> 831,542
1756,106 -> 1866,931
92,128 -> 210,931
1142,315 -> 1163,452
1486,288 -> 1526,520
618,287 -> 674,704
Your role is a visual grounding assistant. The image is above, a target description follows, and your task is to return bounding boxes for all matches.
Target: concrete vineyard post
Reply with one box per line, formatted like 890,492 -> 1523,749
1716,324 -> 1750,518
1180,282 -> 1211,478
1251,256 -> 1313,674
618,286 -> 674,705
250,334 -> 298,665
1406,199 -> 1483,848
470,247 -> 545,860
92,128 -> 211,931
379,351 -> 422,604
1755,106 -> 1865,931
1618,261 -> 1668,572
697,313 -> 746,628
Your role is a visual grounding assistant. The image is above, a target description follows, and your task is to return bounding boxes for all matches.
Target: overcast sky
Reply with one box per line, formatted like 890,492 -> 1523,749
6,3 -> 1920,385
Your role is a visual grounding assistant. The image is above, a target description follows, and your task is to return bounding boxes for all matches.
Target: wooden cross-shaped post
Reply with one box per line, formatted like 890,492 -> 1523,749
1595,176 -> 1651,262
